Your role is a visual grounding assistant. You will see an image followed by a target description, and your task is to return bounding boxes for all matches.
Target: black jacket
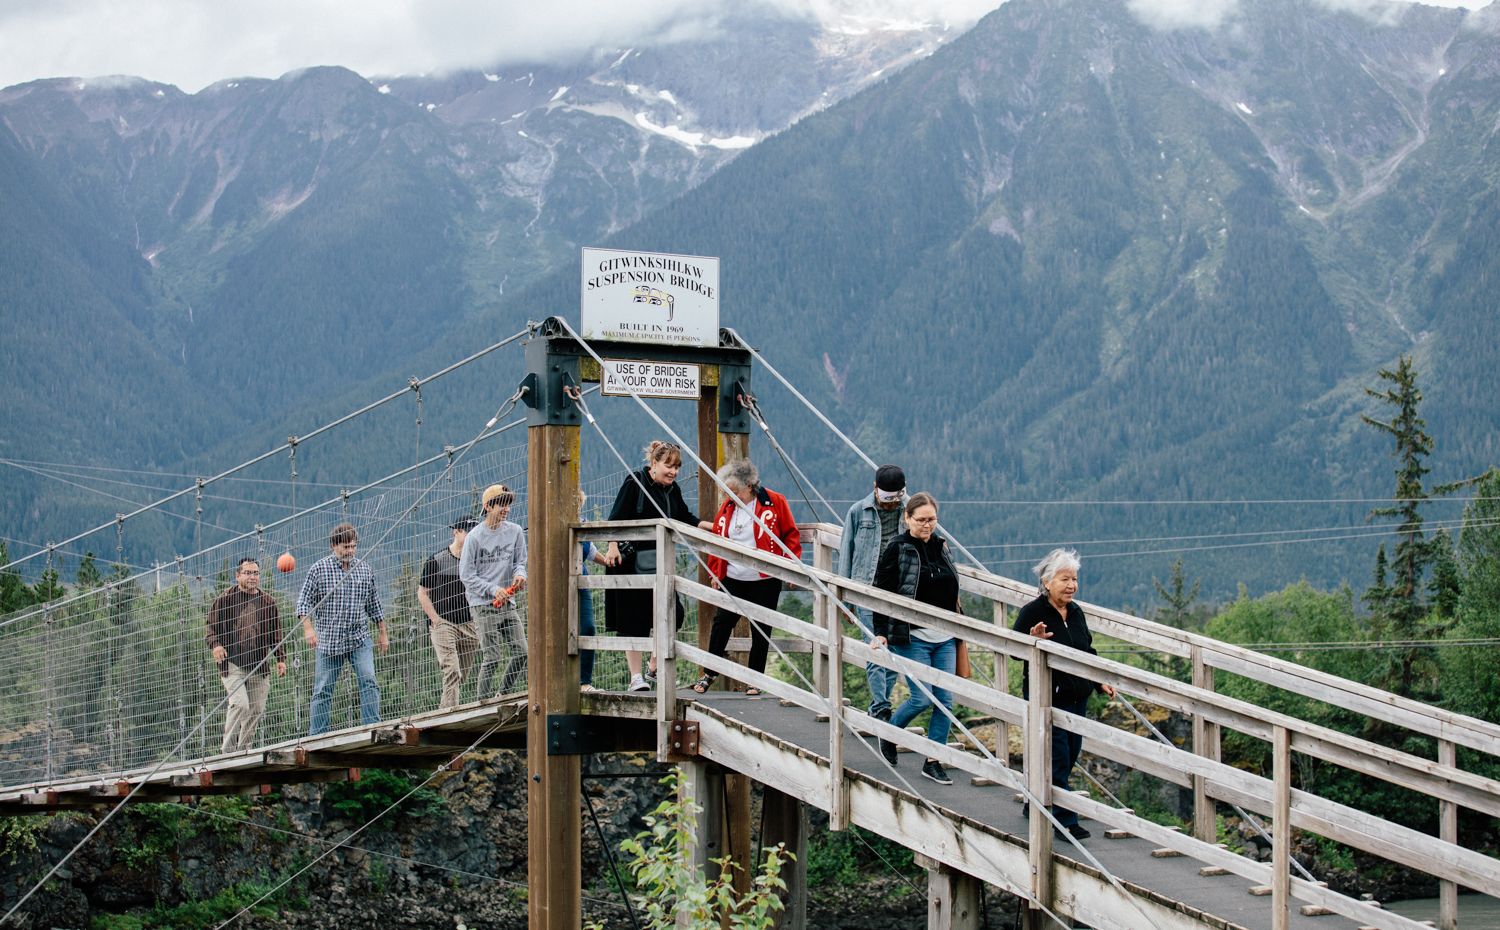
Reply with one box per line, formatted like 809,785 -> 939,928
1013,595 -> 1099,703
606,468 -> 699,565
871,531 -> 958,646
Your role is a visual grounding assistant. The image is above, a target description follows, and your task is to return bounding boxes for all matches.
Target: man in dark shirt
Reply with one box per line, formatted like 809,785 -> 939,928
420,517 -> 479,708
206,557 -> 286,752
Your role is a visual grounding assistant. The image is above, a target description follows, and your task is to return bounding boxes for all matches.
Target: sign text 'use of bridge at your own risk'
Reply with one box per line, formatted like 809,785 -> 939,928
579,246 -> 720,349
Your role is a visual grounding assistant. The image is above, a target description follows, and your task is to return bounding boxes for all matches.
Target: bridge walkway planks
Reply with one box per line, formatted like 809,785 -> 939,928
683,690 -> 1365,930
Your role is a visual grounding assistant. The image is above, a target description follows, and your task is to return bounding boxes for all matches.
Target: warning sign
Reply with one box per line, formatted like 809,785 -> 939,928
601,359 -> 702,400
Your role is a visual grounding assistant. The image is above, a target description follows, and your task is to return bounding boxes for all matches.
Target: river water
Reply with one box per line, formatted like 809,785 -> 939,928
1388,895 -> 1500,928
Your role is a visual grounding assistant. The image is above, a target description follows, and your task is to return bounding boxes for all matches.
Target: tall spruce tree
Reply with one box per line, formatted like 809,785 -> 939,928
1360,356 -> 1462,696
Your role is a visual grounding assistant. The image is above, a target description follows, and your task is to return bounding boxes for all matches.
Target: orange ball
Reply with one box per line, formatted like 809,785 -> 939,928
276,552 -> 296,573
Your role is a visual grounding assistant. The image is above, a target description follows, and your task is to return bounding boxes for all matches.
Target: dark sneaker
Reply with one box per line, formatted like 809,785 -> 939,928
921,760 -> 953,786
875,708 -> 897,766
1057,824 -> 1090,840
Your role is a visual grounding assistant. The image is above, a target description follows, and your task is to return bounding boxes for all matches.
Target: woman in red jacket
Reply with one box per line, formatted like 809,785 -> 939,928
693,459 -> 803,695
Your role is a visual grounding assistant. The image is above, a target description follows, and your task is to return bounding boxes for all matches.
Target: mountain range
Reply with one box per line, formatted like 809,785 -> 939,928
3,0 -> 1499,604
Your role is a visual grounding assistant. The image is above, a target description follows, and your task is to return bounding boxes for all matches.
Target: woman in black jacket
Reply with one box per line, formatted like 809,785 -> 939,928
602,440 -> 709,692
870,492 -> 960,786
1012,548 -> 1116,839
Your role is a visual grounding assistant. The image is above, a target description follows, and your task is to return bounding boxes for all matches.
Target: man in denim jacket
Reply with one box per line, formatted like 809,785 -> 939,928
837,464 -> 906,722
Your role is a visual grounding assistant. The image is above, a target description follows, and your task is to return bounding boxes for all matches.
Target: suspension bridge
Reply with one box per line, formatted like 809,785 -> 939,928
0,318 -> 1496,930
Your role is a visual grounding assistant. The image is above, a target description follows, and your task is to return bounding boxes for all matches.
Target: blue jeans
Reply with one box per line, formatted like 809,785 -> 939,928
1051,695 -> 1090,828
889,637 -> 956,751
579,587 -> 596,686
308,640 -> 380,736
858,607 -> 894,717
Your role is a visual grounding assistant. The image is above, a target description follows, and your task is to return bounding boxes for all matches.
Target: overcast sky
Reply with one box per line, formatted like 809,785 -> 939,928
0,0 -> 1488,93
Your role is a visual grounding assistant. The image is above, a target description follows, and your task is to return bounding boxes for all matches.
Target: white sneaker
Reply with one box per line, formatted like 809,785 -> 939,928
628,674 -> 651,692
580,684 -> 599,693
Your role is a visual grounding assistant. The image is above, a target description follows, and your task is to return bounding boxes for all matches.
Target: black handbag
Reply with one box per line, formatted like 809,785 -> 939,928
633,548 -> 658,574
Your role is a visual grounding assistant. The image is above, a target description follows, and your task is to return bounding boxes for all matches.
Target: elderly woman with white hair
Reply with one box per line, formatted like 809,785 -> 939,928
1012,548 -> 1116,840
693,459 -> 802,695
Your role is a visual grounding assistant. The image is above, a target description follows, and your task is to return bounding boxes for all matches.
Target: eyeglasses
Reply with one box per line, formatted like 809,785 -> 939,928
909,516 -> 938,525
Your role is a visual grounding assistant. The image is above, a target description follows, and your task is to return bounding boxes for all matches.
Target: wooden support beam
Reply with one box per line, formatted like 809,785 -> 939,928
916,854 -> 981,930
762,787 -> 808,930
526,420 -> 582,930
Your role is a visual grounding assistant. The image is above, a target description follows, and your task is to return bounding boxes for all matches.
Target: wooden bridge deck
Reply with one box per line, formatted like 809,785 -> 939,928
670,691 -> 1364,930
0,684 -> 1452,930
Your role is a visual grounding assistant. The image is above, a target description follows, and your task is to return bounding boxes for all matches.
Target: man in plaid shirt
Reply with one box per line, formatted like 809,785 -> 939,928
297,522 -> 388,735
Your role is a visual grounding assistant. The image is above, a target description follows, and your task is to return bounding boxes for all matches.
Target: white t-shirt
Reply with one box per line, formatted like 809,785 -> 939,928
725,504 -> 762,581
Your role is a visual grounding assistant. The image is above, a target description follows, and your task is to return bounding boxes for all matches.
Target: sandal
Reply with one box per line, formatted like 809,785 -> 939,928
691,673 -> 715,694
744,687 -> 762,697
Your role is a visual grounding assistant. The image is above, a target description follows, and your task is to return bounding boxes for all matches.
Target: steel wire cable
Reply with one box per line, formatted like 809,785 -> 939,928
2,374 -> 538,925
3,327 -> 534,574
561,322 -> 1140,930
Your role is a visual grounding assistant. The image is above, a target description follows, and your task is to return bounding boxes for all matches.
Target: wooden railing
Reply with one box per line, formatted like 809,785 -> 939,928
574,519 -> 1499,930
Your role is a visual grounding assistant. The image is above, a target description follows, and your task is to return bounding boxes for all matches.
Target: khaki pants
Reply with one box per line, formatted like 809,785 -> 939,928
429,614 -> 480,709
475,602 -> 528,696
221,662 -> 271,753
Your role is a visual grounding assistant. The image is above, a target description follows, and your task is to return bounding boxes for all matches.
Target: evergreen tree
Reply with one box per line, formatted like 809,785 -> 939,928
1363,544 -> 1391,617
1150,559 -> 1201,678
32,566 -> 64,603
0,541 -> 35,613
1361,356 -> 1459,696
1429,531 -> 1461,620
75,551 -> 102,589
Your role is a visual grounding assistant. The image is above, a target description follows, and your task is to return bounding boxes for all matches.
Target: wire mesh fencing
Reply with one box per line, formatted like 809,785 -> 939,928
0,435 -> 653,788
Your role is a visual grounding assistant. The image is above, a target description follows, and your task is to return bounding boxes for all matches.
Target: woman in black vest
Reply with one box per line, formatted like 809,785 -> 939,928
602,440 -> 708,692
1012,548 -> 1116,839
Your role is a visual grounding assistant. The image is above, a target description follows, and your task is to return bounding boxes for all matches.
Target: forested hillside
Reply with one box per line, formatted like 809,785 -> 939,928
3,0 -> 1499,604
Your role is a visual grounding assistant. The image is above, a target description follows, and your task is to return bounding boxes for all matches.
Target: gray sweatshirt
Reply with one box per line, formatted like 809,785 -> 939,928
459,520 -> 528,607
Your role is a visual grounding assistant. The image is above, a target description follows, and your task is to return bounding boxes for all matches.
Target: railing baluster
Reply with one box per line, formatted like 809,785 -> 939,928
827,575 -> 847,831
1025,641 -> 1053,921
1439,738 -> 1458,930
654,523 -> 676,759
1192,645 -> 1220,843
1272,725 -> 1291,930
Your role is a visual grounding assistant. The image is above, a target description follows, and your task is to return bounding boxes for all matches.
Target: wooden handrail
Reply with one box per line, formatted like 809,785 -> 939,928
568,518 -> 1500,927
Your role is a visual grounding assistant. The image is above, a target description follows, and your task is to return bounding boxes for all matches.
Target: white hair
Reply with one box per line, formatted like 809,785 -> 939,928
1032,548 -> 1081,594
717,459 -> 759,491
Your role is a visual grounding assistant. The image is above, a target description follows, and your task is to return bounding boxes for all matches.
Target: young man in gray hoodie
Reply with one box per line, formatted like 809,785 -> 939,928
460,484 -> 529,695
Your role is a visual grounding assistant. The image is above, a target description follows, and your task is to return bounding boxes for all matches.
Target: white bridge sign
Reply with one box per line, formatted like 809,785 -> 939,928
580,247 -> 720,348
601,359 -> 702,400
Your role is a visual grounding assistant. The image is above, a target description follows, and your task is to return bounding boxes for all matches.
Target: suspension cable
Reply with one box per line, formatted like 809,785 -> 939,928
3,326 -> 534,573
3,370 -> 536,926
561,322 -> 1129,928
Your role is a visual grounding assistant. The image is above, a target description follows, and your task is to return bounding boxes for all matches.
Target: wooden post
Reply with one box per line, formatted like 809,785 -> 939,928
696,382 -> 724,662
916,854 -> 981,930
709,387 -> 752,896
1025,642 -> 1053,922
762,787 -> 809,930
526,422 -> 582,930
993,601 -> 1010,765
678,760 -> 725,875
1191,646 -> 1220,844
811,537 -> 834,696
1439,739 -> 1457,930
655,521 -> 678,756
1272,725 -> 1291,930
827,570 -> 847,831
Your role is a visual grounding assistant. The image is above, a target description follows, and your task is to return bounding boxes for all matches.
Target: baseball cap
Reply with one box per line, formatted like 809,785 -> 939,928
874,465 -> 906,493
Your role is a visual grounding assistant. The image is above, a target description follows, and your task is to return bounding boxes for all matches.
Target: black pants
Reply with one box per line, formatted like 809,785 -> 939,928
707,576 -> 783,677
